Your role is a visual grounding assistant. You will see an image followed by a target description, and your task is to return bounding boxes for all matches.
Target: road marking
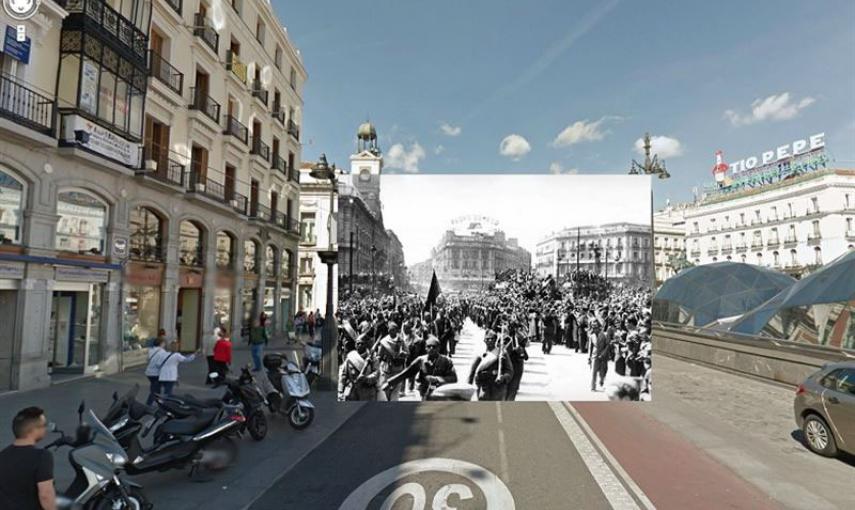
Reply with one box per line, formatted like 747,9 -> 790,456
339,458 -> 515,510
548,401 -> 651,510
495,402 -> 510,483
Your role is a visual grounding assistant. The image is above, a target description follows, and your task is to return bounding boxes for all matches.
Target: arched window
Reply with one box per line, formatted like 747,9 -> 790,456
129,206 -> 164,262
244,239 -> 259,273
179,220 -> 204,267
0,169 -> 24,244
265,245 -> 277,276
790,249 -> 798,265
56,191 -> 107,254
773,251 -> 780,267
216,231 -> 235,270
281,249 -> 293,280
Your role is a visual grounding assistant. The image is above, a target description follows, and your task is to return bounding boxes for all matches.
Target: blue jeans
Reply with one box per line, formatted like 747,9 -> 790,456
251,343 -> 264,371
146,376 -> 161,405
160,381 -> 176,397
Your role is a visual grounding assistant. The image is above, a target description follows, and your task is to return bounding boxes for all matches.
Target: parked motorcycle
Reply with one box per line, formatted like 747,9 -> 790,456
261,352 -> 315,429
48,402 -> 151,509
301,340 -> 322,386
100,386 -> 244,479
202,365 -> 269,440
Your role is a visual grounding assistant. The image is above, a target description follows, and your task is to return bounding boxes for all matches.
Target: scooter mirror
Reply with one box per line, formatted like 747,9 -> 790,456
77,401 -> 85,421
48,422 -> 57,432
112,391 -> 118,401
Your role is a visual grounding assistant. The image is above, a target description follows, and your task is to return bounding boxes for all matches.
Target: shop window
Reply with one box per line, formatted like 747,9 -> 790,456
124,286 -> 160,350
216,231 -> 235,270
56,191 -> 108,254
0,169 -> 24,244
129,206 -> 164,261
179,220 -> 205,266
282,249 -> 293,280
244,239 -> 259,273
265,245 -> 277,276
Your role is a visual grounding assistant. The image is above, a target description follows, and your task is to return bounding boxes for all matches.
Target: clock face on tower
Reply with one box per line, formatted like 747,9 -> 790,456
359,169 -> 371,182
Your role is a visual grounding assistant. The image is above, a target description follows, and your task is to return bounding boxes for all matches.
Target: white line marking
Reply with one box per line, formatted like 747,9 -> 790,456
547,401 -> 645,510
496,402 -> 510,483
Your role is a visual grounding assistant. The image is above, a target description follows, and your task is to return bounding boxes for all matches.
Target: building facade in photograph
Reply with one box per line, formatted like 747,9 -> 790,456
415,216 -> 531,293
0,0 -> 306,391
687,163 -> 855,278
653,203 -> 689,286
297,162 -> 337,315
535,223 -> 652,286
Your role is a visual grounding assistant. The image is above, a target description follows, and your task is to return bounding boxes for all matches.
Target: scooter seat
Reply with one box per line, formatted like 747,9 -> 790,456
159,408 -> 219,436
180,394 -> 223,408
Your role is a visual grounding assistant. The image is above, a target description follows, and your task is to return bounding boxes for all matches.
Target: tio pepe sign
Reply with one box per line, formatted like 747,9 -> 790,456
727,132 -> 825,175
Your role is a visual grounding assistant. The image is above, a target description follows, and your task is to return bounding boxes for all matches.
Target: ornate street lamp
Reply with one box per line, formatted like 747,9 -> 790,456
309,153 -> 338,391
629,132 -> 670,179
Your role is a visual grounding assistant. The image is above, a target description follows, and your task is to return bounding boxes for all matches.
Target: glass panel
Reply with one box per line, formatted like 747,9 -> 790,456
129,207 -> 162,261
216,232 -> 233,269
241,287 -> 255,341
265,245 -> 276,276
179,221 -> 203,266
124,285 -> 160,351
0,169 -> 24,244
56,191 -> 107,254
86,284 -> 102,367
214,288 -> 232,331
244,240 -> 257,272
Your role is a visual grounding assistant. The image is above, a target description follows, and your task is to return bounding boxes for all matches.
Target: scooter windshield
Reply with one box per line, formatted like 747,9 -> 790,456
85,410 -> 128,463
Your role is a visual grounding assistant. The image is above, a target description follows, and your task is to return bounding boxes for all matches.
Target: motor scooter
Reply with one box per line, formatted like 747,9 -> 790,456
47,402 -> 151,509
262,352 -> 315,429
301,340 -> 322,386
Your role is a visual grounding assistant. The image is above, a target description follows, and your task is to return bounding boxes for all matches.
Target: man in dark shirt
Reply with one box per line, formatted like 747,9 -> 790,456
0,406 -> 55,510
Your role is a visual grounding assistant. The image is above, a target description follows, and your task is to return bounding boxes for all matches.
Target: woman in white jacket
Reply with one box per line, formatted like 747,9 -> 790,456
157,341 -> 200,396
144,337 -> 168,405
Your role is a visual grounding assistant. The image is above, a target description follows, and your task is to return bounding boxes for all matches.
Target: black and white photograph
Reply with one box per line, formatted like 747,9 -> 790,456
336,174 -> 654,402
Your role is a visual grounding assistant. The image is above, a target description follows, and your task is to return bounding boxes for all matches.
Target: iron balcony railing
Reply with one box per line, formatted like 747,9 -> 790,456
193,13 -> 218,53
272,154 -> 287,175
273,210 -> 287,229
148,50 -> 183,95
163,0 -> 181,15
129,242 -> 166,262
807,232 -> 822,244
140,146 -> 185,187
223,114 -> 248,144
290,164 -> 300,184
226,50 -> 247,84
186,167 -> 226,202
286,215 -> 301,235
231,192 -> 248,215
251,81 -> 268,106
767,238 -> 781,247
272,107 -> 285,125
287,119 -> 300,140
63,0 -> 147,62
251,137 -> 270,161
0,73 -> 55,135
253,203 -> 272,222
179,246 -> 204,267
751,241 -> 764,249
784,236 -> 798,246
189,87 -> 220,123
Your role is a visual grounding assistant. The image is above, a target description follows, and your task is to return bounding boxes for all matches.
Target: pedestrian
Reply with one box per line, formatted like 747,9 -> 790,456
588,322 -> 610,391
212,325 -> 233,384
0,407 -> 55,510
468,329 -> 513,401
249,317 -> 269,372
204,325 -> 220,385
376,322 -> 408,401
158,340 -> 199,396
505,326 -> 528,401
384,336 -> 457,400
307,311 -> 316,338
338,335 -> 379,401
144,336 -> 168,405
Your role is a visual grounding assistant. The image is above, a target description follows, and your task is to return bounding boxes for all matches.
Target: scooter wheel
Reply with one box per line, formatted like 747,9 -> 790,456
89,486 -> 150,510
288,405 -> 314,430
247,409 -> 268,441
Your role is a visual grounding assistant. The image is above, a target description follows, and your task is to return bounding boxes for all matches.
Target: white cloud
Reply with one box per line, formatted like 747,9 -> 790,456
440,123 -> 462,136
499,134 -> 531,160
552,117 -> 615,147
634,135 -> 683,159
549,162 -> 579,175
724,92 -> 816,127
386,142 -> 426,173
434,145 -> 445,155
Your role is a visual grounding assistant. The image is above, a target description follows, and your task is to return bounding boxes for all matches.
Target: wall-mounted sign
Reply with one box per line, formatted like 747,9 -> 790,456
126,263 -> 163,286
726,133 -> 825,175
3,25 -> 30,63
112,237 -> 128,260
79,61 -> 98,116
0,261 -> 24,279
62,114 -> 142,168
55,266 -> 110,283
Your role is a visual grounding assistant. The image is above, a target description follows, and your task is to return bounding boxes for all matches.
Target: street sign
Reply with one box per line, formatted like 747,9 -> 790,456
112,237 -> 128,260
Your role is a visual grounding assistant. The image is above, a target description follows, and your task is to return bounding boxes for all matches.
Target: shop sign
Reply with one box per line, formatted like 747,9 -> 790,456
0,261 -> 24,279
126,263 -> 162,286
62,114 -> 142,167
726,133 -> 825,175
179,269 -> 203,288
55,266 -> 109,282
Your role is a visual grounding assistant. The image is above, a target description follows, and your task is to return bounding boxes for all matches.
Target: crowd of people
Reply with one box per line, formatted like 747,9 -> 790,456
335,269 -> 653,402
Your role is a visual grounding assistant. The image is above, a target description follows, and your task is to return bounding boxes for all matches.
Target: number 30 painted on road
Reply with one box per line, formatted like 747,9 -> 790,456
339,458 -> 514,510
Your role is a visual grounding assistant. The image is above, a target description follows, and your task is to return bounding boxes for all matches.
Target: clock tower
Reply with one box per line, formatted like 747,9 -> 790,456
350,122 -> 384,219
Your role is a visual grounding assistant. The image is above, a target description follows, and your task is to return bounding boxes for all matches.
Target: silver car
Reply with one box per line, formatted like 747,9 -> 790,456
794,362 -> 855,457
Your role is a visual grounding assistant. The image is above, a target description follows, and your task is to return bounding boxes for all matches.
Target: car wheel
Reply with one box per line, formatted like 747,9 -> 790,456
803,414 -> 838,457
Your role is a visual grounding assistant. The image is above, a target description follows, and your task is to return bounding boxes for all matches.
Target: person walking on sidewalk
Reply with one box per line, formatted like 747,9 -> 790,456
144,336 -> 169,405
212,326 -> 233,384
158,341 -> 199,396
588,321 -> 610,391
249,318 -> 269,372
204,325 -> 221,385
307,311 -> 316,339
0,407 -> 56,510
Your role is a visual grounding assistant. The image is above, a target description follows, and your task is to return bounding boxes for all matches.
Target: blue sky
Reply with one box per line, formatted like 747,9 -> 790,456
274,0 -> 855,207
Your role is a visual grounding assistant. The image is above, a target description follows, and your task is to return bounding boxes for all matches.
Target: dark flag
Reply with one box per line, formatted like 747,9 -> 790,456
425,270 -> 441,309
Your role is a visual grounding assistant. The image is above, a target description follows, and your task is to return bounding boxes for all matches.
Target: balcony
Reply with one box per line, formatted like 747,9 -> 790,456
189,87 -> 220,124
291,164 -> 300,184
250,137 -> 270,162
129,242 -> 166,263
736,243 -> 748,252
223,114 -> 248,144
63,0 -> 147,63
251,82 -> 268,106
226,51 -> 247,84
179,246 -> 204,267
846,230 -> 855,240
805,207 -> 821,217
230,192 -> 248,215
138,149 -> 185,187
272,154 -> 287,175
272,108 -> 285,125
287,119 -> 300,141
186,168 -> 226,202
0,73 -> 55,135
193,13 -> 218,54
148,50 -> 183,95
807,232 -> 822,245
707,246 -> 719,255
751,241 -> 764,250
251,203 -> 272,223
784,236 -> 798,247
767,238 -> 780,248
163,0 -> 181,15
721,245 -> 733,254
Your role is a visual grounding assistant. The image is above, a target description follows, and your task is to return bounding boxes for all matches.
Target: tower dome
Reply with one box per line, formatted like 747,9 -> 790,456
357,122 -> 377,140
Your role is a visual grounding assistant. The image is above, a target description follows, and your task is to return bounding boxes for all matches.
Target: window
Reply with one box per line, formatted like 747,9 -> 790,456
0,169 -> 24,244
787,203 -> 793,217
846,194 -> 851,209
773,251 -> 780,266
274,46 -> 282,69
814,247 -> 822,265
244,240 -> 258,273
265,245 -> 277,276
179,220 -> 204,267
301,212 -> 316,244
281,249 -> 292,280
129,207 -> 164,261
811,197 -> 819,213
789,224 -> 796,240
256,20 -> 265,45
290,68 -> 297,90
848,218 -> 853,233
216,231 -> 235,269
56,191 -> 108,254
770,206 -> 777,220
812,220 -> 820,236
790,249 -> 798,265
739,212 -> 745,225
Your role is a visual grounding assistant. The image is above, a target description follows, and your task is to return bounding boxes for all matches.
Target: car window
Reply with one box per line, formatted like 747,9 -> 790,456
819,369 -> 841,389
835,369 -> 855,396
